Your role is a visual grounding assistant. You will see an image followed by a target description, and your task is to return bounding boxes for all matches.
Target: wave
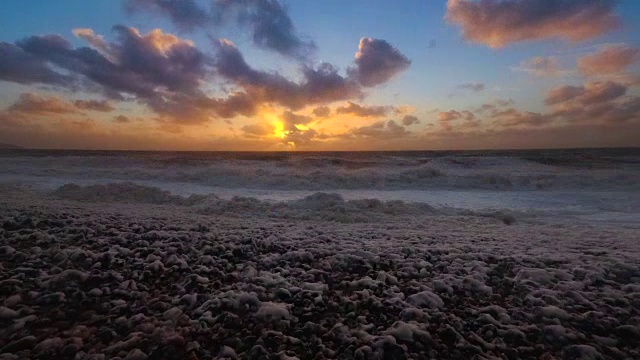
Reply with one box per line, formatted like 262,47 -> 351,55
3,151 -> 640,192
49,182 -> 538,225
51,182 -> 445,222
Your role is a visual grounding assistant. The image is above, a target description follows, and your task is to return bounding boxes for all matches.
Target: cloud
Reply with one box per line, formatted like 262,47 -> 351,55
441,79 -> 639,133
545,81 -> 627,106
346,120 -> 410,139
544,81 -> 638,124
125,0 -> 315,59
446,0 -> 621,48
241,122 -> 274,137
74,99 -> 114,112
2,26 -> 409,130
14,27 -> 207,99
493,108 -> 551,128
471,99 -> 517,116
113,115 -> 132,123
457,82 -> 485,92
437,110 -> 478,130
213,0 -> 316,59
214,38 -> 362,109
1,27 -> 266,123
418,122 -> 640,150
578,44 -> 640,76
312,106 -> 330,118
6,93 -> 115,117
72,28 -> 114,60
124,0 -> 209,31
335,101 -> 394,117
513,56 -> 563,77
281,110 -> 312,127
8,93 -> 81,115
438,110 -> 475,122
401,115 -> 420,126
545,85 -> 586,105
0,42 -> 75,86
348,38 -> 411,87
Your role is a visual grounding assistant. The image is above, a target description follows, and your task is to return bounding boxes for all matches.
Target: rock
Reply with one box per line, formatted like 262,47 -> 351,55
406,291 -> 444,309
33,337 -> 64,355
1,335 -> 38,353
218,345 -> 237,359
125,349 -> 148,360
256,302 -> 290,321
616,324 -> 640,340
88,288 -> 103,297
562,344 -> 603,359
4,295 -> 21,307
0,306 -> 18,320
163,307 -> 183,322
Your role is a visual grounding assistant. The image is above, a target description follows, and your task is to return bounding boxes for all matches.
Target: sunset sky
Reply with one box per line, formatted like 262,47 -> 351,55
1,0 -> 639,151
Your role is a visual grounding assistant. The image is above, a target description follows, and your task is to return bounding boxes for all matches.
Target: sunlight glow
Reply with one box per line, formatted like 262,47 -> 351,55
273,120 -> 288,139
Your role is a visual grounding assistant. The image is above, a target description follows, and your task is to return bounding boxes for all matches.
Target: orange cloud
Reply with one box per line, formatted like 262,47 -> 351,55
8,93 -> 81,115
446,0 -> 620,48
578,44 -> 640,76
7,93 -> 114,115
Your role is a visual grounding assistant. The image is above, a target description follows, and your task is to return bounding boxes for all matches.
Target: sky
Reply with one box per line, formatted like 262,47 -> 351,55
0,0 -> 639,151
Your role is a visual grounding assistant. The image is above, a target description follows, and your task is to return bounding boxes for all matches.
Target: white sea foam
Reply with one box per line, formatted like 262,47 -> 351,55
1,149 -> 639,224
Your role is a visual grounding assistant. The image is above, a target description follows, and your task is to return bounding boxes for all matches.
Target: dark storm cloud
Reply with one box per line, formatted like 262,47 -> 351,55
12,28 -> 208,99
446,0 -> 621,48
0,27 -> 263,123
0,42 -> 75,86
2,25 -> 409,125
335,102 -> 394,117
348,38 -> 411,87
125,0 -> 209,31
214,39 -> 362,109
125,0 -> 315,59
213,0 -> 316,59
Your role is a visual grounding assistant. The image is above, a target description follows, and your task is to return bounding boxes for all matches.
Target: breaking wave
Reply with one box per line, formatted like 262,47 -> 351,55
2,149 -> 639,192
51,182 -> 447,223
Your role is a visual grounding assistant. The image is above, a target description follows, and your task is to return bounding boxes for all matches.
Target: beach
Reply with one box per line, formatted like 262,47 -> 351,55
1,151 -> 639,359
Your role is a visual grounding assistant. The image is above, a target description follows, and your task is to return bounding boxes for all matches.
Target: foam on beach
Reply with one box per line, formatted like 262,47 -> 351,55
1,187 -> 639,359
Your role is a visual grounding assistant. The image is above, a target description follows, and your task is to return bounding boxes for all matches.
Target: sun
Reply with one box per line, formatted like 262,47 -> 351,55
273,120 -> 288,139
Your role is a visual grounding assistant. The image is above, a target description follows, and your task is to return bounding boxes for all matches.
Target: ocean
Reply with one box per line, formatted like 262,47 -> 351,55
1,147 -> 638,224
